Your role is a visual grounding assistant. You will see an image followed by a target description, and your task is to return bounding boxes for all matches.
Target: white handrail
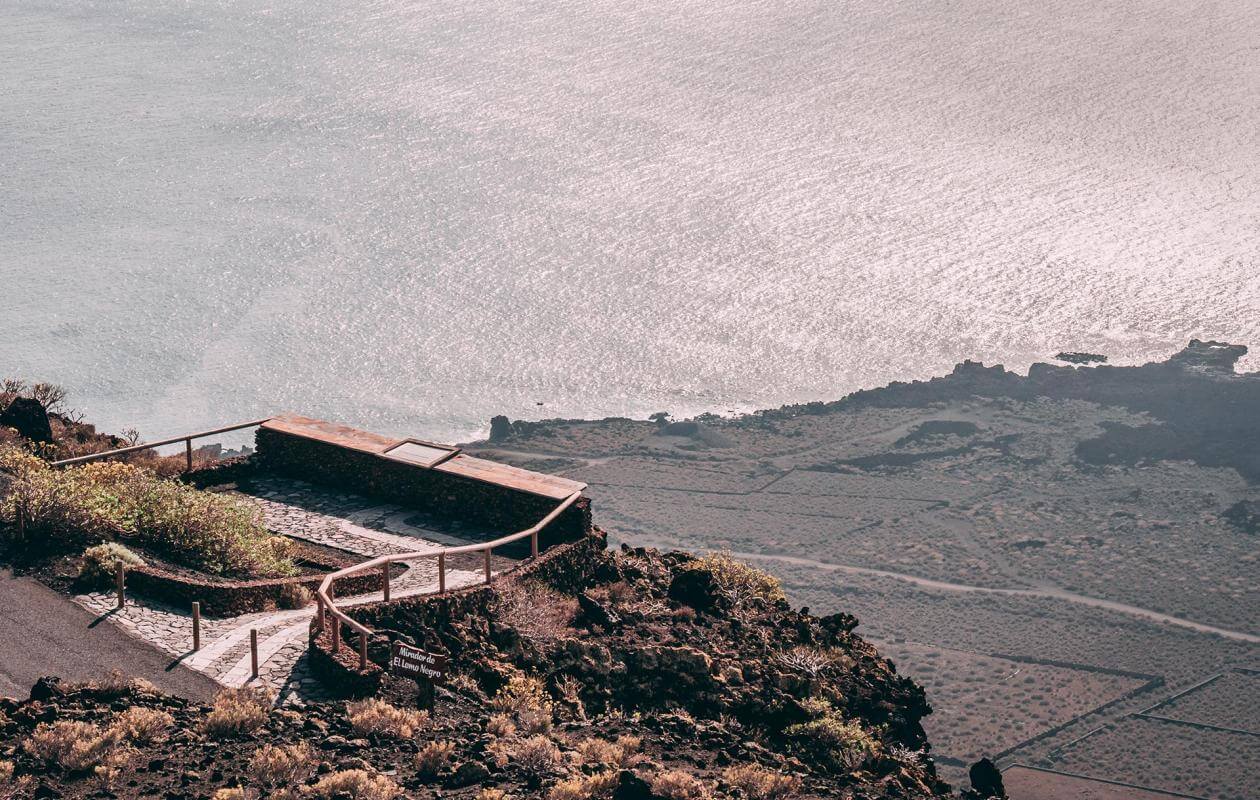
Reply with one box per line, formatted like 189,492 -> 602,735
316,489 -> 586,668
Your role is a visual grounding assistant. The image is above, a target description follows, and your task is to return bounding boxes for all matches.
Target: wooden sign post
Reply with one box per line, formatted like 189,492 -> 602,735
390,641 -> 447,710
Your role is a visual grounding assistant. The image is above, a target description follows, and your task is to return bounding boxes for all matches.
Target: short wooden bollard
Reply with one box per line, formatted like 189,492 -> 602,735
115,564 -> 126,610
437,552 -> 446,593
250,629 -> 259,679
484,548 -> 492,583
381,561 -> 390,603
191,602 -> 201,651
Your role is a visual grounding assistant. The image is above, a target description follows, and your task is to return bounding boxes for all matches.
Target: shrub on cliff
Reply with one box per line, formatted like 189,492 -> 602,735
0,449 -> 294,578
79,541 -> 145,586
723,764 -> 802,800
784,699 -> 876,771
689,551 -> 786,608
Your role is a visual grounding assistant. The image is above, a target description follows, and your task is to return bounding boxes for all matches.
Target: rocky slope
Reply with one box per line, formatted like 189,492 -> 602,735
0,541 -> 1003,800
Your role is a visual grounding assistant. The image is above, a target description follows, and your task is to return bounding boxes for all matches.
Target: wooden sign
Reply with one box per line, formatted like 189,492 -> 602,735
390,641 -> 447,684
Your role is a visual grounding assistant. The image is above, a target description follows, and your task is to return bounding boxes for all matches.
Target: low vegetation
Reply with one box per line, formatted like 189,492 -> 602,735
78,541 -> 145,585
413,740 -> 455,778
346,698 -> 428,739
723,764 -> 802,800
690,551 -> 786,607
784,699 -> 877,770
307,769 -> 400,800
0,447 -> 295,578
203,687 -> 272,738
249,741 -> 315,789
651,770 -> 711,800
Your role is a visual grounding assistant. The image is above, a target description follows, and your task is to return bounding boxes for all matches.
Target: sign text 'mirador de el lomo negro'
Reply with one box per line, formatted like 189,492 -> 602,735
390,642 -> 447,684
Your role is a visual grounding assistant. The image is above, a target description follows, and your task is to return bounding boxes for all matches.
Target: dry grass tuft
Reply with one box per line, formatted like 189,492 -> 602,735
723,765 -> 802,800
249,741 -> 315,788
23,720 -> 121,772
414,740 -> 456,779
548,770 -> 619,800
650,770 -> 710,800
346,698 -> 428,739
307,769 -> 400,800
211,789 -> 254,800
278,582 -> 314,609
487,712 -> 517,738
496,581 -> 578,643
573,736 -> 641,769
203,687 -> 271,738
476,790 -> 508,800
510,735 -> 564,782
109,707 -> 173,744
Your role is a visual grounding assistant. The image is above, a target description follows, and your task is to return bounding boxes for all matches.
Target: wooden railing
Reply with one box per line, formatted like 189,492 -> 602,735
50,419 -> 272,471
315,489 -> 586,670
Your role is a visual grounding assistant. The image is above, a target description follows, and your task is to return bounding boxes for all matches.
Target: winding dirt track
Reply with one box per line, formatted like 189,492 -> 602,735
724,551 -> 1260,645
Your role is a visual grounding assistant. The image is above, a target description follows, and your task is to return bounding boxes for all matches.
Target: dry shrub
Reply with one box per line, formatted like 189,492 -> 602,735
491,673 -> 552,716
573,736 -> 641,769
496,581 -> 578,643
24,720 -> 121,772
414,740 -> 456,779
487,713 -> 517,738
476,790 -> 508,800
307,769 -> 400,800
517,706 -> 553,735
278,582 -> 313,609
0,452 -> 295,578
204,687 -> 271,737
650,770 -> 710,800
346,698 -> 428,739
0,761 -> 12,782
555,675 -> 586,721
691,552 -> 785,608
249,741 -> 315,788
548,770 -> 618,800
0,760 -> 29,800
723,765 -> 801,800
774,646 -> 844,679
212,789 -> 254,800
510,735 -> 563,782
79,541 -> 145,586
94,668 -> 157,697
109,707 -> 173,744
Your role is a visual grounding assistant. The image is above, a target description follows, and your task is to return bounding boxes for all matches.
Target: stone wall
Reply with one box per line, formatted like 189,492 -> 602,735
253,427 -> 591,553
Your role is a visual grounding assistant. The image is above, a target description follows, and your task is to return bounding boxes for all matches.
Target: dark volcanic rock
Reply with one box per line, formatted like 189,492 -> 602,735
1223,500 -> 1260,535
1,396 -> 53,443
489,415 -> 512,442
964,758 -> 1006,799
1055,351 -> 1107,364
667,565 -> 724,612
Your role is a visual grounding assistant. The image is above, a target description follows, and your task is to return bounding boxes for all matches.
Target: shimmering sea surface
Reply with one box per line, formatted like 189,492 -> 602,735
2,0 -> 1258,443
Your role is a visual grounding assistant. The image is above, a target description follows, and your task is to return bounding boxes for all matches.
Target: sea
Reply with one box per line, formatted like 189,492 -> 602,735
3,0 -> 1258,446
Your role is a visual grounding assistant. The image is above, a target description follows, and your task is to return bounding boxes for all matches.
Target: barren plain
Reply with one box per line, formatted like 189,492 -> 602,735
464,341 -> 1260,798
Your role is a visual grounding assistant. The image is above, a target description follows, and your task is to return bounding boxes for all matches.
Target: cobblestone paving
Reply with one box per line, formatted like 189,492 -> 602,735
73,477 -> 513,705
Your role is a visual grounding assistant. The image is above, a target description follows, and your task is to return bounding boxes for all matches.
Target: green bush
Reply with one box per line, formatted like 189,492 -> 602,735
784,699 -> 876,771
1,447 -> 295,579
79,542 -> 145,586
690,551 -> 786,607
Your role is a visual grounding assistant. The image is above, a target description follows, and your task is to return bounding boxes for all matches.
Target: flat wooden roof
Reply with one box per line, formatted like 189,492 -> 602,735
261,414 -> 585,500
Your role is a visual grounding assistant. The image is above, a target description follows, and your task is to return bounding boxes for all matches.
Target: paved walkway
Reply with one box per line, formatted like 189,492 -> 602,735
0,570 -> 219,702
72,478 -> 511,705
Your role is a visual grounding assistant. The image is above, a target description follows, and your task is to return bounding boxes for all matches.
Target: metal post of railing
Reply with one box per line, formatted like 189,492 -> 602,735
358,632 -> 368,671
191,602 -> 201,651
381,561 -> 390,602
115,564 -> 126,610
484,547 -> 492,584
438,552 -> 446,593
184,438 -> 193,473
